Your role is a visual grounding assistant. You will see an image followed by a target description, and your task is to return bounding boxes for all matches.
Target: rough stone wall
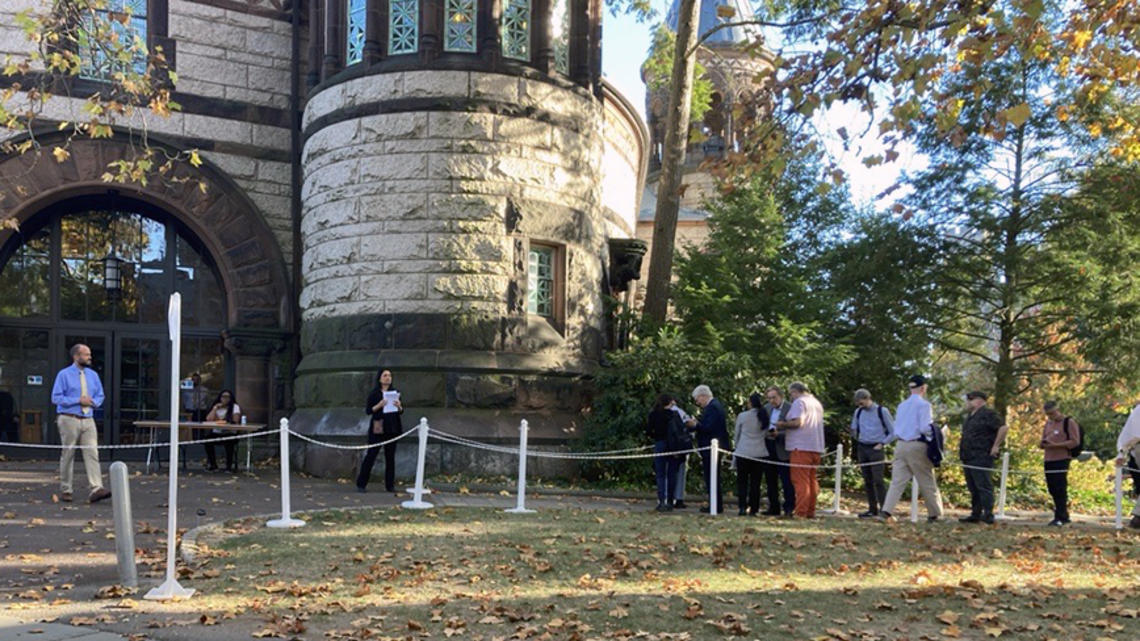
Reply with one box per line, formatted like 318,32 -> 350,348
301,70 -> 605,332
170,0 -> 293,109
201,151 -> 294,273
296,70 -> 609,449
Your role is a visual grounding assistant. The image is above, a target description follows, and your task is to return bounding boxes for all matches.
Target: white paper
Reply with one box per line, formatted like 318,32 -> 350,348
383,390 -> 400,413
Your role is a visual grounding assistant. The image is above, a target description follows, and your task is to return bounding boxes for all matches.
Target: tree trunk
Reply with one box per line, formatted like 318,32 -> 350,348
993,122 -> 1026,420
641,0 -> 701,325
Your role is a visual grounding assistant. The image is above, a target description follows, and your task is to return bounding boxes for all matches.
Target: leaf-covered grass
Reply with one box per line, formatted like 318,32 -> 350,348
176,507 -> 1140,640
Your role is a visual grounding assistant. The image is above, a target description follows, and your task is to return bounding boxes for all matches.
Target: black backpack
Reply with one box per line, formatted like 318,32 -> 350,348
1062,417 -> 1083,459
665,412 -> 691,453
855,405 -> 890,442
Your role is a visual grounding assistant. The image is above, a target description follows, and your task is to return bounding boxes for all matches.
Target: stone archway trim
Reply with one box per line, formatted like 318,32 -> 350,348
0,136 -> 291,330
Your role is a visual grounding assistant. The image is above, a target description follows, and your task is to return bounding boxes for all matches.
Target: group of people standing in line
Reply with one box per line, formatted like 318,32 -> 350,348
647,374 -> 1140,529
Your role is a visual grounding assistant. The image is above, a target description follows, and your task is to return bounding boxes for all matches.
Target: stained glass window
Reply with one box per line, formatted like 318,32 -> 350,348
527,246 -> 555,317
79,0 -> 149,80
444,0 -> 477,53
389,0 -> 419,55
552,0 -> 570,74
501,0 -> 531,61
346,0 -> 367,64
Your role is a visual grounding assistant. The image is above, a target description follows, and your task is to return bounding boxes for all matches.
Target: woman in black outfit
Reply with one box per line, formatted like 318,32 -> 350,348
356,368 -> 403,493
647,394 -> 686,512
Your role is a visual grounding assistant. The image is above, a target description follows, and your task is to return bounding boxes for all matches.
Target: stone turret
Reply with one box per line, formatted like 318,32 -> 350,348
294,0 -> 645,473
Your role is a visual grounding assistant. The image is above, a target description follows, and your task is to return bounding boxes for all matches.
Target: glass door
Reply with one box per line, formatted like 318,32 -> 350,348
115,334 -> 167,452
58,331 -> 112,444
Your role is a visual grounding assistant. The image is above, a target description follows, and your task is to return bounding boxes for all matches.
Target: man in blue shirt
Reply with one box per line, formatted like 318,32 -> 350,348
850,388 -> 895,518
50,344 -> 111,503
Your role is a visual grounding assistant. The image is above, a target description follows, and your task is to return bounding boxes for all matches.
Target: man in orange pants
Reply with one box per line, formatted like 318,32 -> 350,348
777,382 -> 825,518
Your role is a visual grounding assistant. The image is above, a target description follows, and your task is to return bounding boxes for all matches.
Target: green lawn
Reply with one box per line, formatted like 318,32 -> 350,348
181,507 -> 1139,640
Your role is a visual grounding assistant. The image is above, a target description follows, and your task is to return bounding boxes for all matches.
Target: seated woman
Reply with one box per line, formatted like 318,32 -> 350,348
204,390 -> 241,472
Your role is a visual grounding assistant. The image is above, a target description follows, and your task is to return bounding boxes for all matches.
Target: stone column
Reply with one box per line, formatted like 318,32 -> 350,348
322,0 -> 343,80
588,0 -> 602,95
308,0 -> 324,88
420,0 -> 444,62
364,0 -> 386,63
568,0 -> 590,87
223,329 -> 288,426
478,0 -> 502,65
147,0 -> 176,87
530,0 -> 553,73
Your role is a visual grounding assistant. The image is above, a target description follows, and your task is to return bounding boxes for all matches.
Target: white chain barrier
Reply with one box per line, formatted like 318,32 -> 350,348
825,443 -> 846,515
267,418 -> 305,529
401,418 -> 433,510
286,428 -> 414,450
995,451 -> 1012,521
504,420 -> 536,514
0,429 -> 279,450
709,438 -> 720,516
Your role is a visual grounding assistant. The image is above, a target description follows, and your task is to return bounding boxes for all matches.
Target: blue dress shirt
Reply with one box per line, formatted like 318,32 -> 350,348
51,364 -> 105,417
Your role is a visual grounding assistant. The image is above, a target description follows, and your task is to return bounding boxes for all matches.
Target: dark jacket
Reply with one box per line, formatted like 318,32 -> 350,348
764,401 -> 793,461
365,387 -> 404,435
960,406 -> 1002,460
647,408 -> 688,452
693,398 -> 730,448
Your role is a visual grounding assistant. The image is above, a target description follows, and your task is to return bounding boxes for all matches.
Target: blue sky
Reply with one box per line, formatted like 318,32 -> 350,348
600,2 -> 925,208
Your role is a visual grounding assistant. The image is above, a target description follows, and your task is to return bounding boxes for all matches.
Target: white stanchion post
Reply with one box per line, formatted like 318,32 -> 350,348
909,478 -> 919,523
827,443 -> 846,514
505,419 -> 536,514
995,451 -> 1011,521
1114,465 -> 1124,530
709,438 -> 719,515
146,293 -> 194,601
267,418 -> 305,528
401,418 -> 433,509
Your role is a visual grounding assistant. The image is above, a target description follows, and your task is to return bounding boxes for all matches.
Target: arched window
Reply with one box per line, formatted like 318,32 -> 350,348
346,0 -> 367,65
0,207 -> 225,327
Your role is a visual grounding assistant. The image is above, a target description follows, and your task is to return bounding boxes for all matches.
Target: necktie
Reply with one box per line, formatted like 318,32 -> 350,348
79,369 -> 89,416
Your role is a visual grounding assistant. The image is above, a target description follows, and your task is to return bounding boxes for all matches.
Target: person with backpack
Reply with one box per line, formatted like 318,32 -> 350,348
646,394 -> 688,512
850,388 -> 895,518
1038,400 -> 1081,526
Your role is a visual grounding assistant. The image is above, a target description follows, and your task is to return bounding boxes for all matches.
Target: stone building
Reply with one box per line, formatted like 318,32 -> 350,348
0,0 -> 649,476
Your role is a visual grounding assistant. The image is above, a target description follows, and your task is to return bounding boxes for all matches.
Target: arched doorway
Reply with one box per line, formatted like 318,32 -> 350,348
1,135 -> 293,453
0,196 -> 228,447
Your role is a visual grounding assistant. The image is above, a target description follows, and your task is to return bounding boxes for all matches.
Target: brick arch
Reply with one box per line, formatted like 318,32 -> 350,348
0,136 -> 290,330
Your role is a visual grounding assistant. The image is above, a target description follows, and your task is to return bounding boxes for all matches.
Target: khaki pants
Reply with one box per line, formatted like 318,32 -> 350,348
58,415 -> 103,495
881,440 -> 943,518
